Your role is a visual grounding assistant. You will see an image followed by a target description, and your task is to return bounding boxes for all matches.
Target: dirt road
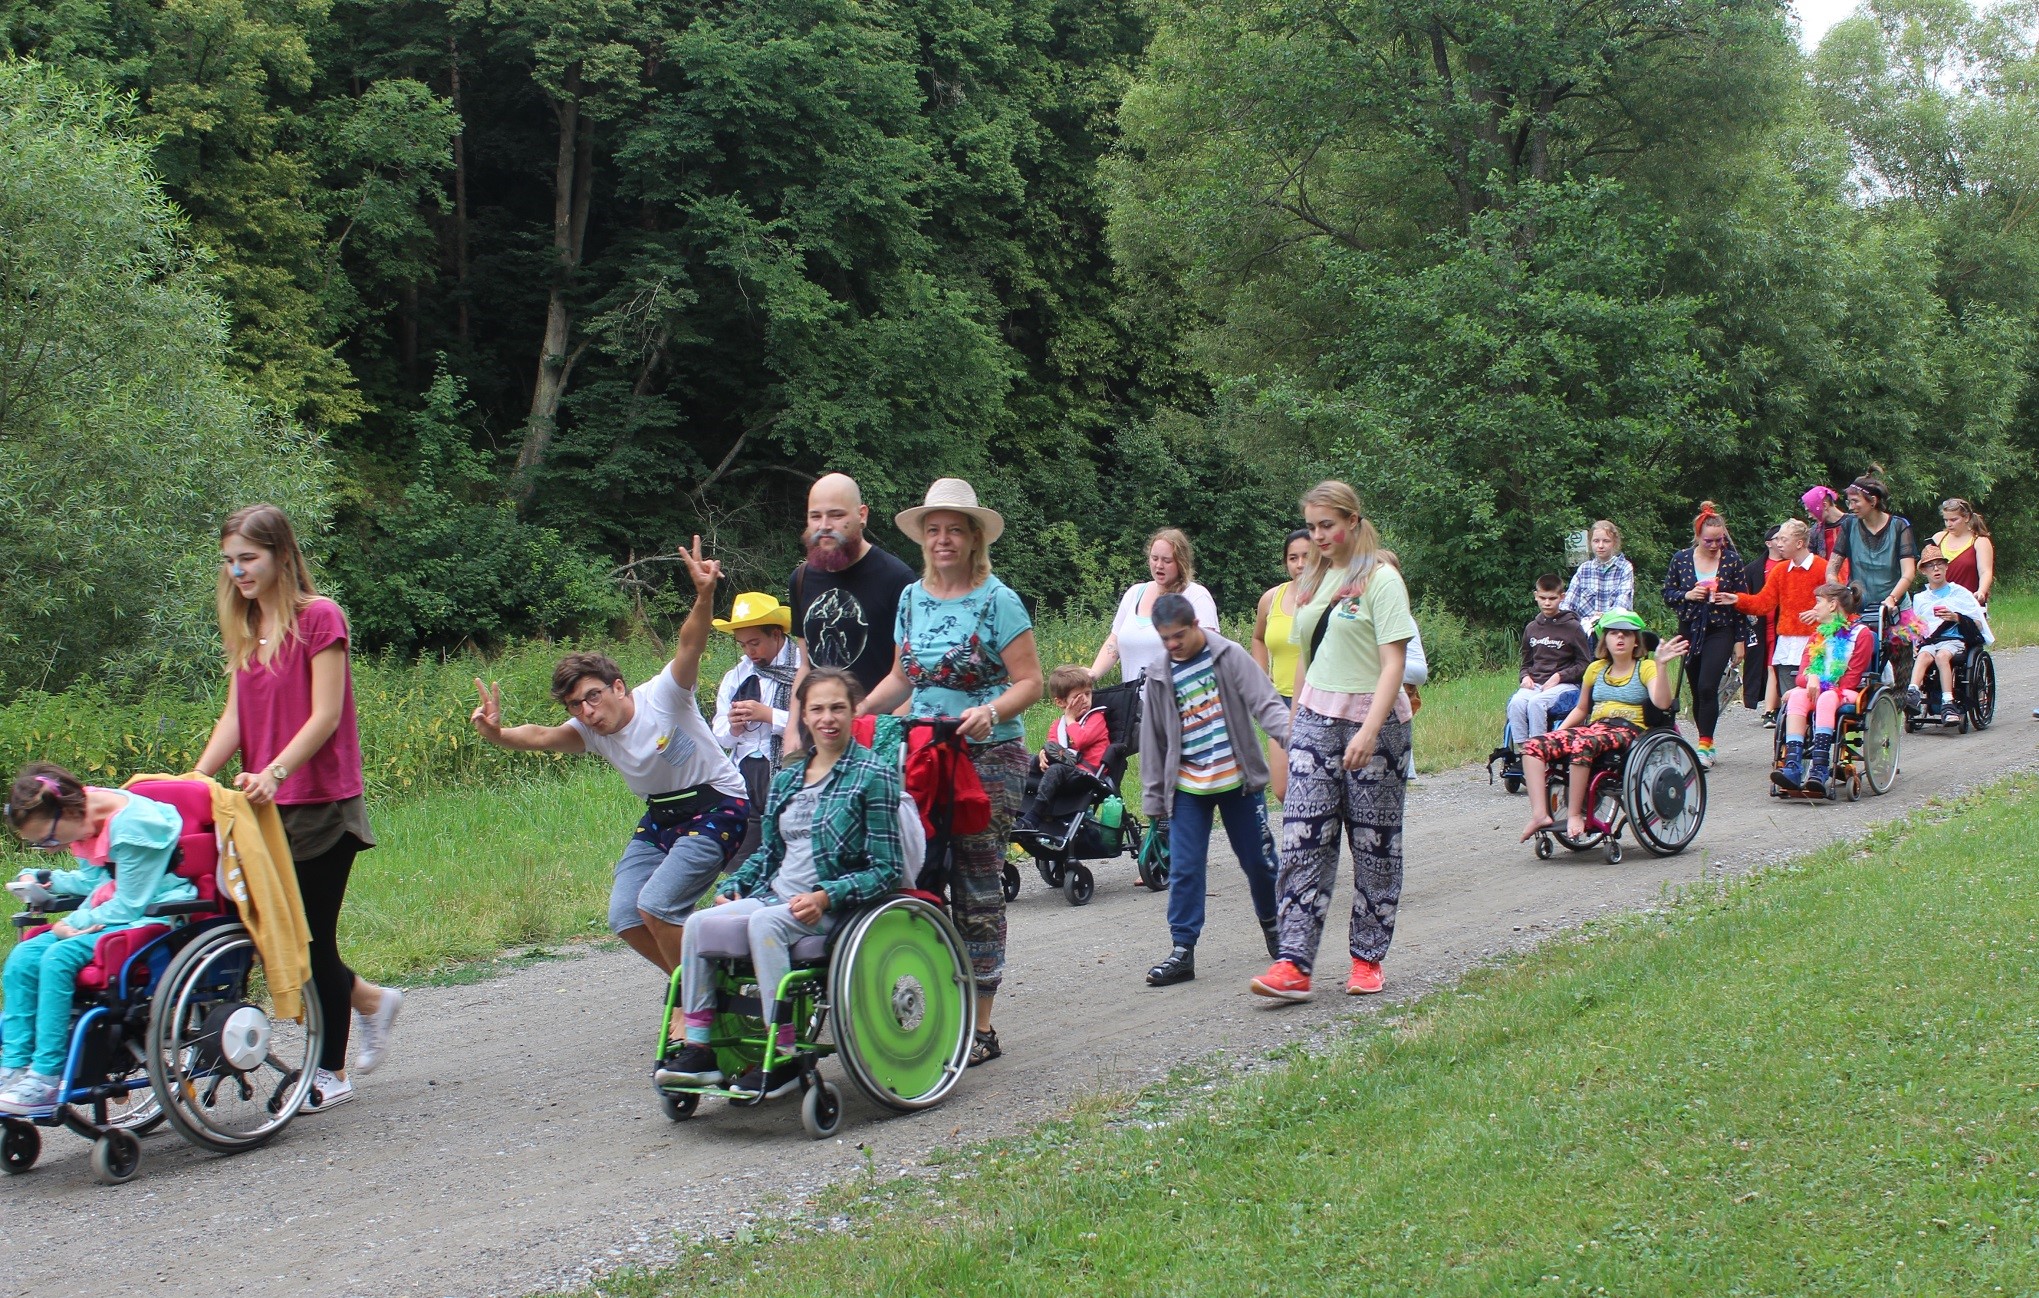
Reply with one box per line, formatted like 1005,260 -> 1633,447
5,652 -> 2035,1298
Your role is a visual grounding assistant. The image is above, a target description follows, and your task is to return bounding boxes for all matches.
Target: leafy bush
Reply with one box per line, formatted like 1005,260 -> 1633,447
325,366 -> 628,654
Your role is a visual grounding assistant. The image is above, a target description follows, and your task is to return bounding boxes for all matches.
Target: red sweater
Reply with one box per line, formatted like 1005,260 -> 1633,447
1734,553 -> 1822,635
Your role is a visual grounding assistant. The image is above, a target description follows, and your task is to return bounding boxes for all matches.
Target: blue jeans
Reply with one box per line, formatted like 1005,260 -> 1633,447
2,929 -> 103,1075
1166,786 -> 1278,948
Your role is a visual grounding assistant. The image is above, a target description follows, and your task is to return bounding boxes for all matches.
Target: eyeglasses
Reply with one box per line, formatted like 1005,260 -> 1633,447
565,685 -> 613,714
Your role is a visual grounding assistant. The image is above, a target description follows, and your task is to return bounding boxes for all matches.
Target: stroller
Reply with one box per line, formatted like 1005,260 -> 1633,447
1008,682 -> 1168,906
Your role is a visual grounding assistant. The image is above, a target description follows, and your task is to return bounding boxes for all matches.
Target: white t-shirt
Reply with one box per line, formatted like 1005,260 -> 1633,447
567,669 -> 748,799
1110,581 -> 1220,684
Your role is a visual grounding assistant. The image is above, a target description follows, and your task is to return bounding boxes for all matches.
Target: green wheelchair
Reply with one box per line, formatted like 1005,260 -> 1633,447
654,892 -> 975,1138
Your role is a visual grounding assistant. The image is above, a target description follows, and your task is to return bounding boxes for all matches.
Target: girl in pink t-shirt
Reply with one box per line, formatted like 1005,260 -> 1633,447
194,504 -> 401,1111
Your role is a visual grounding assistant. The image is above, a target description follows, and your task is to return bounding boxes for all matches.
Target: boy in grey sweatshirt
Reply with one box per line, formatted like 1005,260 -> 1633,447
1137,594 -> 1293,987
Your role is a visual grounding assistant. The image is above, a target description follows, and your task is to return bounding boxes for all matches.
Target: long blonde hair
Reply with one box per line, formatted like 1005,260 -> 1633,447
1146,527 -> 1196,592
917,513 -> 993,588
217,504 -> 320,671
1295,480 -> 1382,603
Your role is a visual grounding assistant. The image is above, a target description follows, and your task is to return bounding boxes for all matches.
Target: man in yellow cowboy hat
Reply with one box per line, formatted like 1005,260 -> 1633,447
711,592 -> 800,862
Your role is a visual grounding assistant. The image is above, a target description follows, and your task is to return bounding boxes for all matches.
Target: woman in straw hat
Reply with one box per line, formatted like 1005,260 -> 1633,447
861,478 -> 1043,1066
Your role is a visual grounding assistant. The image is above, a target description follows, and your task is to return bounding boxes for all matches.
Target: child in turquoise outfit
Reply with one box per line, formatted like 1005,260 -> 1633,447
2,762 -> 196,1113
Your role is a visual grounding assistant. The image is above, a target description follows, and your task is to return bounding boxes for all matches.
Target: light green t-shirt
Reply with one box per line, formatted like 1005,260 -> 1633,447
1292,563 -> 1419,694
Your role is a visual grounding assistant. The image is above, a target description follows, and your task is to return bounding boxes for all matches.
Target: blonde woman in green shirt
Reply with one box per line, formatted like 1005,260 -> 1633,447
1252,480 -> 1416,1003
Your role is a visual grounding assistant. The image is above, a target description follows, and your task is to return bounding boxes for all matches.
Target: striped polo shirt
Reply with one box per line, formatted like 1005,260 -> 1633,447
1172,648 -> 1242,795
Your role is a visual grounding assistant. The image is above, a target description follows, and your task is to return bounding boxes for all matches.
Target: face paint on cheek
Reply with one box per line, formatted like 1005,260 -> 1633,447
1332,529 -> 1348,547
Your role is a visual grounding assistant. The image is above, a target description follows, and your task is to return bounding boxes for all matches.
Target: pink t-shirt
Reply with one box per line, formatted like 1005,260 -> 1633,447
234,597 -> 365,805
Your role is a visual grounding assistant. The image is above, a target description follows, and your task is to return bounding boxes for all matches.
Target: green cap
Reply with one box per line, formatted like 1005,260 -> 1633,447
1595,609 -> 1648,633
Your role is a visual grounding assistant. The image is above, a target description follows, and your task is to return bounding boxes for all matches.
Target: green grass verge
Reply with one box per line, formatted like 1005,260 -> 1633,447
587,777 -> 2039,1297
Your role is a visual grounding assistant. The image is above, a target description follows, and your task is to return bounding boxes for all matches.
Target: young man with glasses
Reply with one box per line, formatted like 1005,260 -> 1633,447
470,539 -> 748,975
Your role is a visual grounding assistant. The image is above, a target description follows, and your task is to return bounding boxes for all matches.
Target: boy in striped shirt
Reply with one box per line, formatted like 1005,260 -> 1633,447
1137,594 -> 1292,987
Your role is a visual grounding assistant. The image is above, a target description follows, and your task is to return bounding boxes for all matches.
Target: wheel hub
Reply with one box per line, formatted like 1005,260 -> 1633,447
1651,769 -> 1686,818
890,975 -> 926,1033
217,1004 -> 272,1071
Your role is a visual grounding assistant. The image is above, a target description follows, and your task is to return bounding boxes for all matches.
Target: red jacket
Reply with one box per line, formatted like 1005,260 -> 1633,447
1047,708 -> 1110,769
1734,553 -> 1823,636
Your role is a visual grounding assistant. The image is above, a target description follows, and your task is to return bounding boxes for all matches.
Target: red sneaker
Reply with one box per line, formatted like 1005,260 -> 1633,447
1250,960 -> 1313,1001
1346,958 -> 1384,996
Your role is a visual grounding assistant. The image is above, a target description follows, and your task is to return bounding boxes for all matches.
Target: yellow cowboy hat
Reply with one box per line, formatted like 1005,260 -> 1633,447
713,592 -> 793,634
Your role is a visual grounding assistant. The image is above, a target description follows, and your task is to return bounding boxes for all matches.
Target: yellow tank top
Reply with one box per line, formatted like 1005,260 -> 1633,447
1935,531 -> 1974,561
1265,582 -> 1300,699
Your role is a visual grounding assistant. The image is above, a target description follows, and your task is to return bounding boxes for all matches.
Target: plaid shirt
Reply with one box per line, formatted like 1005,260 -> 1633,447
719,742 -> 903,911
1561,556 -> 1635,623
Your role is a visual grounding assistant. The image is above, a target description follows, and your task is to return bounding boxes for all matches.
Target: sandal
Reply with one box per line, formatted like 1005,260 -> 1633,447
968,1028 -> 1002,1068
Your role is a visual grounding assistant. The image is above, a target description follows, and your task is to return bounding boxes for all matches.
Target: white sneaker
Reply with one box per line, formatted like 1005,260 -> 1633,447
0,1065 -> 23,1092
0,1072 -> 60,1115
1696,749 -> 1715,771
352,987 -> 403,1076
305,1068 -> 355,1111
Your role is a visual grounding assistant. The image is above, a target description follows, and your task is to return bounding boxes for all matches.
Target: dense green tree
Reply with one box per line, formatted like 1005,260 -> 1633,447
0,60 -> 329,691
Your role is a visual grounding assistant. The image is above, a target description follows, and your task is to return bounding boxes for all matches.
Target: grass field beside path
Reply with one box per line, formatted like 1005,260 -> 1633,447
586,777 -> 2039,1298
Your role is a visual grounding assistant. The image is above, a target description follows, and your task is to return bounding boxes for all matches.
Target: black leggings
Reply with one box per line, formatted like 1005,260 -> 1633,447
1686,627 -> 1739,742
294,836 -> 362,1072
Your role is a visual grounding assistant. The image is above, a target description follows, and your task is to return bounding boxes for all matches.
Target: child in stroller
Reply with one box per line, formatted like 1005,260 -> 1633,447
1017,666 -> 1110,832
1012,678 -> 1165,904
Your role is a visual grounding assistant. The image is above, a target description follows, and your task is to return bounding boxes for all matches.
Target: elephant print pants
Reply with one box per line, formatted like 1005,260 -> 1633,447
1276,707 -> 1411,972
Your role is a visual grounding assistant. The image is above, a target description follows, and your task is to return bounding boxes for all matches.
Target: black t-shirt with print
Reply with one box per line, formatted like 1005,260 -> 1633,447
788,543 -> 918,693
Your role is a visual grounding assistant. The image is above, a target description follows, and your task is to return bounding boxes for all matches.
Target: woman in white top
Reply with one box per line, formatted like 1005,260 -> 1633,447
1090,528 -> 1220,685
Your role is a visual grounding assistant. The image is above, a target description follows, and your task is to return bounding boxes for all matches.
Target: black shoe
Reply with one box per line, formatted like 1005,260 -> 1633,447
1146,945 -> 1196,986
731,1061 -> 803,1100
1259,918 -> 1280,960
968,1028 -> 1002,1067
654,1044 -> 722,1087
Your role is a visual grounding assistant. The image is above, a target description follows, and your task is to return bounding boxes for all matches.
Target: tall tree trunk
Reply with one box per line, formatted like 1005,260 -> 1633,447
517,64 -> 592,490
449,32 -> 470,343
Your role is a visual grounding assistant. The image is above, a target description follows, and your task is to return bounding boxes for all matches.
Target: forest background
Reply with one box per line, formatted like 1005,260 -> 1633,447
5,0 -> 2039,701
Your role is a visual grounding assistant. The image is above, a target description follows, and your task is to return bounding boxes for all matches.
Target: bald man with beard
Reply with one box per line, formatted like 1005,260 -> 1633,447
788,473 -> 917,707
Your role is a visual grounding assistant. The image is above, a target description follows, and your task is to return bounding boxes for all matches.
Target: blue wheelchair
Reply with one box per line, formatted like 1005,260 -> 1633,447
3,780 -> 322,1184
1487,687 -> 1580,795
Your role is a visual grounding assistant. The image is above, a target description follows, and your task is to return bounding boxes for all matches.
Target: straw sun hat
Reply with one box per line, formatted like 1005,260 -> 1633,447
894,478 -> 1005,546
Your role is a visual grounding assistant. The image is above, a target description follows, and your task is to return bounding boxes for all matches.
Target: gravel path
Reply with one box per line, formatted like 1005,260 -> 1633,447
5,651 -> 2035,1298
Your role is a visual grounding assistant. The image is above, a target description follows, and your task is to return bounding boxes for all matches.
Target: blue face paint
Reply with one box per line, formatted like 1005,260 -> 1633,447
231,564 -> 247,579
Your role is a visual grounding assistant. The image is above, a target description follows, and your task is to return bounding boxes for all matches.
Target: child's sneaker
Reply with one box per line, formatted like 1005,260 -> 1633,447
654,1044 -> 723,1087
731,1061 -> 803,1100
1250,960 -> 1312,1002
352,987 -> 404,1076
1346,958 -> 1385,995
1695,740 -> 1715,770
304,1068 -> 355,1112
0,1065 -> 23,1092
1904,685 -> 1923,713
1941,702 -> 1962,724
0,1072 -> 61,1114
1760,709 -> 1777,729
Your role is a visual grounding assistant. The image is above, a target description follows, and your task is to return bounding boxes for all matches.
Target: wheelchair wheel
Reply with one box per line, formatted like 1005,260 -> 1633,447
801,1078 -> 843,1140
829,896 -> 974,1112
1000,862 -> 1021,902
1623,730 -> 1707,857
1861,690 -> 1901,795
146,923 -> 323,1154
1,1119 -> 38,1174
90,1129 -> 142,1185
1969,652 -> 1996,731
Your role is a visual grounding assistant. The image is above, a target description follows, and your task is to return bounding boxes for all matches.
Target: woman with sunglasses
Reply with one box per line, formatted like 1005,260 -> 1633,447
193,504 -> 401,1111
2,764 -> 195,1113
1660,502 -> 1749,770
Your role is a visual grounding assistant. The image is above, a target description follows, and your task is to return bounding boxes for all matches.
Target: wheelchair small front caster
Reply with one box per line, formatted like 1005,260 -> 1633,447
1605,840 -> 1624,865
90,1128 -> 141,1185
801,1079 -> 842,1140
1001,863 -> 1021,902
660,1090 -> 699,1123
2,1119 -> 40,1174
1534,834 -> 1553,860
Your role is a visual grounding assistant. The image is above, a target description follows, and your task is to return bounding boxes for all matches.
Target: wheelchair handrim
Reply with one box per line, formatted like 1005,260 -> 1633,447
830,897 -> 974,1112
1862,692 -> 1900,794
1626,731 -> 1706,856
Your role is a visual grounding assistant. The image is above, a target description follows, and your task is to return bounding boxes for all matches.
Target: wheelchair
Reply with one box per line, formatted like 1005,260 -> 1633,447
1770,638 -> 1902,803
3,780 -> 322,1184
1532,637 -> 1707,865
1487,686 -> 1580,795
1010,681 -> 1168,904
654,720 -> 976,1139
1905,618 -> 1995,736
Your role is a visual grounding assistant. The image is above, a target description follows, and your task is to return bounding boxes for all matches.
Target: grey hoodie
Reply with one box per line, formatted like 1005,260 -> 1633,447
1139,631 -> 1293,817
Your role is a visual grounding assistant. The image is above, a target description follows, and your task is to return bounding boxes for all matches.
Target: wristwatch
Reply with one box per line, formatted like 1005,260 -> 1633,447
267,763 -> 289,784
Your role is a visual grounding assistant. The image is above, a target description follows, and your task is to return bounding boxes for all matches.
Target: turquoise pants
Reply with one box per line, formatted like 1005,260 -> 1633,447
1,929 -> 103,1075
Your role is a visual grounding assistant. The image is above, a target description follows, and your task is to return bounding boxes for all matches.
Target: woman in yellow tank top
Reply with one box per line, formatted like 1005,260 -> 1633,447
1252,529 -> 1312,801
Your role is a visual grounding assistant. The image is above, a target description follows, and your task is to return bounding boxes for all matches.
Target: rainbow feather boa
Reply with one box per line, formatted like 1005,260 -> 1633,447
1803,615 -> 1868,690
